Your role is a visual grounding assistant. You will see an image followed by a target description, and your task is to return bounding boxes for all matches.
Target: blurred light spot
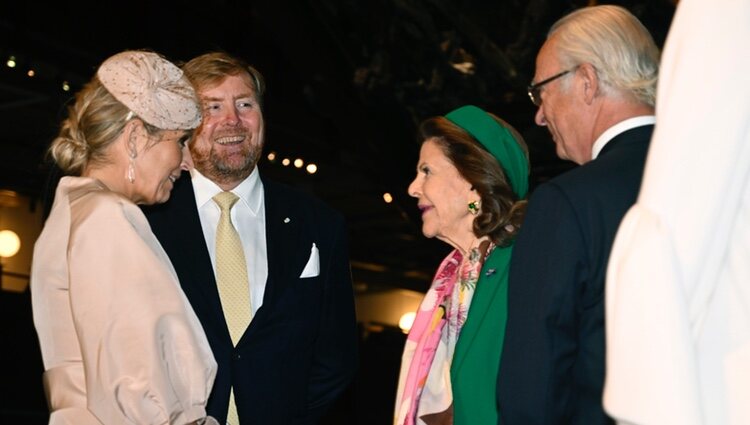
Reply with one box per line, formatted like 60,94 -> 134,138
399,312 -> 416,333
0,230 -> 21,258
450,61 -> 475,75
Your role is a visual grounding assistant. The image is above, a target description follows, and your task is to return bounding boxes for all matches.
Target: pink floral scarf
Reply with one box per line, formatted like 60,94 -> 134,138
394,242 -> 491,425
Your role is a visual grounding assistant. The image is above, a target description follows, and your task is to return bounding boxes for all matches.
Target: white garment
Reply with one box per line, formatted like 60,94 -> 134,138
604,0 -> 750,424
192,167 -> 268,315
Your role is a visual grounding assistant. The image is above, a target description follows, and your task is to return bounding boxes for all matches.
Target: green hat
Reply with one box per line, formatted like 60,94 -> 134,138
445,105 -> 529,198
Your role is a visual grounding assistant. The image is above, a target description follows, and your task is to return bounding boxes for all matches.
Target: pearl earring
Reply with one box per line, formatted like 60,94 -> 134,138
126,135 -> 137,184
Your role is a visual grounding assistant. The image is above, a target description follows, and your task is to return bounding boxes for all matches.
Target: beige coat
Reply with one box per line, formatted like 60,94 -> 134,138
31,177 -> 216,425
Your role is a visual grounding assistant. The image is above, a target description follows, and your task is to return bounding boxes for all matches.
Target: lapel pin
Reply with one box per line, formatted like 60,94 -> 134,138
283,217 -> 291,223
485,268 -> 496,276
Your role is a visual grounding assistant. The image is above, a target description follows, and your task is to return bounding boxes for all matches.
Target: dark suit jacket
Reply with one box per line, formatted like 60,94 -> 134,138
497,125 -> 653,425
143,170 -> 357,425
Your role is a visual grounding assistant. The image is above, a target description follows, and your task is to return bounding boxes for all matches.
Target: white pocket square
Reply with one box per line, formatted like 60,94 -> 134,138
299,243 -> 320,278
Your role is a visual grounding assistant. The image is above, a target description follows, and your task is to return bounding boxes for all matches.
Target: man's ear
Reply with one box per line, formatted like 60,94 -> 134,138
181,145 -> 194,171
578,63 -> 599,105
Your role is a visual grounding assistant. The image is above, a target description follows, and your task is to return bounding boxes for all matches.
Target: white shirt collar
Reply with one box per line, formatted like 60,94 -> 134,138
591,115 -> 656,160
190,167 -> 263,215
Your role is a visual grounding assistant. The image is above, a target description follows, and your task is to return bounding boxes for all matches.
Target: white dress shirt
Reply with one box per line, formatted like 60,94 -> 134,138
191,167 -> 268,315
591,115 -> 656,160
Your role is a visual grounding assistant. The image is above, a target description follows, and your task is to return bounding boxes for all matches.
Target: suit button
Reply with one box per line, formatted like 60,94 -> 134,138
234,353 -> 241,360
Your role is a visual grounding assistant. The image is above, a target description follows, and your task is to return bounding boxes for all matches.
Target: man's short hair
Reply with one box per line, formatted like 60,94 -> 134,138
181,52 -> 266,107
550,5 -> 660,106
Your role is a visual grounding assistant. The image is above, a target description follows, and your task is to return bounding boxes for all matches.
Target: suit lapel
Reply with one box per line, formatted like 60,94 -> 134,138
451,246 -> 511,374
151,174 -> 232,344
253,178 -> 309,319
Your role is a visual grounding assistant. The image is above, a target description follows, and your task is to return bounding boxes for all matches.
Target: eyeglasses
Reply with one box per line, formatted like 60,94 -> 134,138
527,69 -> 573,107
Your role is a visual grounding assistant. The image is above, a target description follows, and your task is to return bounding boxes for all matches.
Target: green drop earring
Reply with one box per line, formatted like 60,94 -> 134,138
468,200 -> 481,215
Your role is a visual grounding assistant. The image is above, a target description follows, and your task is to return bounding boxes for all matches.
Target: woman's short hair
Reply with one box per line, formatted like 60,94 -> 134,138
419,115 -> 529,247
181,52 -> 266,107
550,5 -> 660,106
49,78 -> 161,175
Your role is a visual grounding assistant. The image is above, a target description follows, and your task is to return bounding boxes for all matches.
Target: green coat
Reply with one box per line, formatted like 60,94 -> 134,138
451,244 -> 512,425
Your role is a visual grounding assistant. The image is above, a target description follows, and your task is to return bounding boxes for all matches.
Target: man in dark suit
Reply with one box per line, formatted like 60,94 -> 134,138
496,6 -> 660,424
144,52 -> 357,425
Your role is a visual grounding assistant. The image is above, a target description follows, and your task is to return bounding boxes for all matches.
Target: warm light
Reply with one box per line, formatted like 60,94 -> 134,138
6,56 -> 17,68
0,230 -> 21,258
399,311 -> 416,333
267,152 -> 276,162
306,164 -> 318,174
383,193 -> 393,203
294,158 -> 304,168
27,69 -> 35,77
450,61 -> 475,75
62,81 -> 70,91
281,158 -> 291,166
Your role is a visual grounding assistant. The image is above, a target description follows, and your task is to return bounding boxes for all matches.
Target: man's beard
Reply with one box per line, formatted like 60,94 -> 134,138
191,135 -> 262,186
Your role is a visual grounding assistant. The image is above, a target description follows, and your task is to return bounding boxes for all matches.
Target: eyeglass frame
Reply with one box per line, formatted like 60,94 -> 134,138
527,68 -> 576,107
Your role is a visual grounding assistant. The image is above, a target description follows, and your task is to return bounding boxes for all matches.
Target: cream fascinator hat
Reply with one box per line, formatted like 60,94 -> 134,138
97,51 -> 201,130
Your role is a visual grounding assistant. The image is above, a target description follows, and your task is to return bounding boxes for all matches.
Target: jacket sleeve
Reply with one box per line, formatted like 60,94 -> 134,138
68,197 -> 215,425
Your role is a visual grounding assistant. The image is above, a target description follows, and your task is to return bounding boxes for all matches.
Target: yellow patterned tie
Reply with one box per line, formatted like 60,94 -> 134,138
213,191 -> 251,425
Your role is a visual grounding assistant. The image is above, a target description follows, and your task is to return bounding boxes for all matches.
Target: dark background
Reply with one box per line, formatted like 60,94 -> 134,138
0,1 -> 676,423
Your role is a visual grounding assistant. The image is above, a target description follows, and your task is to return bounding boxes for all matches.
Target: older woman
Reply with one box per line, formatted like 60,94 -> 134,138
31,51 -> 217,425
395,105 -> 529,425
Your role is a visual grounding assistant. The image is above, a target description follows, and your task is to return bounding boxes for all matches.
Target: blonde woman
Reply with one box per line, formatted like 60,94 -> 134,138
31,51 -> 217,425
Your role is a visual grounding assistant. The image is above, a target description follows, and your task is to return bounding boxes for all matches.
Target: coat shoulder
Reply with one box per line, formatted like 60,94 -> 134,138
262,177 -> 345,225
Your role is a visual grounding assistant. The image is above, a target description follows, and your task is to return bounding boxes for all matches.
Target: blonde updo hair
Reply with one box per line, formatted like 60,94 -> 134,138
550,5 -> 660,106
50,77 -> 159,175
